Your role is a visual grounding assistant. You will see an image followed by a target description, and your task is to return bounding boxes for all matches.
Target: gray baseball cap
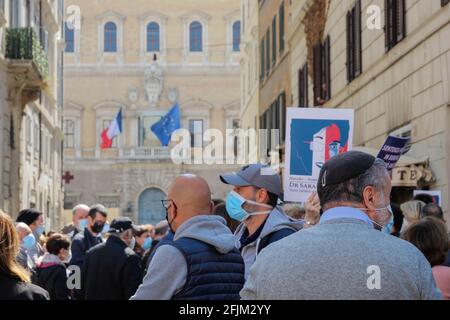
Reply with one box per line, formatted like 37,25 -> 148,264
220,164 -> 282,198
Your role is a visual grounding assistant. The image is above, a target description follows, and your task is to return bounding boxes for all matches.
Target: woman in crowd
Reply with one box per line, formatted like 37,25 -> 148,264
0,210 -> 49,300
133,225 -> 154,257
34,233 -> 71,300
403,217 -> 450,299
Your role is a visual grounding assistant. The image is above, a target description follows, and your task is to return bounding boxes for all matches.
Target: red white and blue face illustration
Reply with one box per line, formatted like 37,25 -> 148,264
310,123 -> 348,175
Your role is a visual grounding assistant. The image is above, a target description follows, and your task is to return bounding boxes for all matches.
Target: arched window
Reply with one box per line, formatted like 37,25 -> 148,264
189,21 -> 203,52
104,21 -> 117,52
233,21 -> 241,52
65,22 -> 75,52
147,22 -> 160,52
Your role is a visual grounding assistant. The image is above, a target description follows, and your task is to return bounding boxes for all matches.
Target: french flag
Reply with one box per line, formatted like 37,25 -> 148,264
101,108 -> 122,149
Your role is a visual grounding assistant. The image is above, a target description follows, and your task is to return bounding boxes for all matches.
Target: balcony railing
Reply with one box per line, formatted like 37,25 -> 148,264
5,27 -> 49,79
122,147 -> 171,160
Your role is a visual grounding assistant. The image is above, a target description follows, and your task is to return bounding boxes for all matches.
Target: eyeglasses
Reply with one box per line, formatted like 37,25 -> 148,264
161,199 -> 177,210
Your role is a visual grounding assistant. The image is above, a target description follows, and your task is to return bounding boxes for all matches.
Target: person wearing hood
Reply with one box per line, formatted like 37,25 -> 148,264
220,164 -> 317,278
61,204 -> 89,239
81,217 -> 142,300
33,233 -> 71,300
16,209 -> 46,264
131,174 -> 245,300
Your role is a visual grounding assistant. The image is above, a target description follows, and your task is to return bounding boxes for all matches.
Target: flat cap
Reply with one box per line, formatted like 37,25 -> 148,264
108,217 -> 139,234
317,151 -> 375,192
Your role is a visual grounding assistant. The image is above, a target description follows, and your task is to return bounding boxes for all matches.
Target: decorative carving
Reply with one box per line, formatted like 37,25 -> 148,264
128,88 -> 139,103
302,0 -> 330,79
144,56 -> 164,108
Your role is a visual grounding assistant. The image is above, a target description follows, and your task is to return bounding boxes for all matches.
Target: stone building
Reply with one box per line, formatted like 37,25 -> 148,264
63,0 -> 242,225
287,0 -> 450,223
0,0 -> 65,230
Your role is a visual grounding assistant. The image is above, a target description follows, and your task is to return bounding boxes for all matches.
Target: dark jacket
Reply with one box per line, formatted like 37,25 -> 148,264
131,216 -> 244,300
171,237 -> 245,300
69,227 -> 103,269
61,223 -> 80,239
81,235 -> 143,300
33,255 -> 70,300
0,269 -> 49,300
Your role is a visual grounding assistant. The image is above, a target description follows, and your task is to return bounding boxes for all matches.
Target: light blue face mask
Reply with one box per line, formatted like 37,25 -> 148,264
225,191 -> 272,222
34,225 -> 45,237
382,210 -> 395,234
102,223 -> 110,234
360,204 -> 393,229
78,219 -> 88,231
142,237 -> 153,251
22,234 -> 36,250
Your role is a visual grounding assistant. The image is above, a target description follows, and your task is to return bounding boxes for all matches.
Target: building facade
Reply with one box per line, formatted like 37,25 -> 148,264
287,0 -> 450,224
0,0 -> 65,230
240,0 -> 259,134
63,0 -> 242,225
258,0 -> 290,164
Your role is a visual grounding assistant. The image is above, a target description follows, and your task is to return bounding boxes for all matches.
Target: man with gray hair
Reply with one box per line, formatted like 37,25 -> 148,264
241,151 -> 442,300
61,204 -> 90,239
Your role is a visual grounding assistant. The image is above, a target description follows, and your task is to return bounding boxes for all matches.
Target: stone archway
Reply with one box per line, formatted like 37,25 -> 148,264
137,187 -> 167,225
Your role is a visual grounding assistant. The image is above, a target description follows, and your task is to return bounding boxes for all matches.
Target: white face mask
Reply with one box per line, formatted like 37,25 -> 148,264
361,203 -> 393,229
128,237 -> 136,250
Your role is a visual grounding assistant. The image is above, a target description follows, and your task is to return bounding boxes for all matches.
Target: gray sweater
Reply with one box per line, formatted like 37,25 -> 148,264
240,218 -> 442,300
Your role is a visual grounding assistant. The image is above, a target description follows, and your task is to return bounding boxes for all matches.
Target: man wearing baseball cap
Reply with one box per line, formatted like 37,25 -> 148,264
241,151 -> 442,300
220,164 -> 305,278
81,217 -> 143,300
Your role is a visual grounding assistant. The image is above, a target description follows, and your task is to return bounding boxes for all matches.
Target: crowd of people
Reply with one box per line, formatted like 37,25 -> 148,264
0,151 -> 449,300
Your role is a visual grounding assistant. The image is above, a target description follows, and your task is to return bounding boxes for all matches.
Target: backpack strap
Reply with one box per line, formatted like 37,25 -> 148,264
257,228 -> 296,254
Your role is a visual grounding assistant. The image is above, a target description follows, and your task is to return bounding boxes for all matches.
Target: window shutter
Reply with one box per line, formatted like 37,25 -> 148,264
385,0 -> 393,51
323,36 -> 331,100
260,38 -> 265,81
313,43 -> 322,106
346,10 -> 354,82
354,0 -> 362,77
279,3 -> 285,53
304,64 -> 308,107
266,29 -> 270,75
298,69 -> 303,107
272,16 -> 277,65
396,0 -> 406,43
299,64 -> 308,107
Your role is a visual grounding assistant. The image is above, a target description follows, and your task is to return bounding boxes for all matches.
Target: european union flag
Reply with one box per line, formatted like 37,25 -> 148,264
151,103 -> 181,146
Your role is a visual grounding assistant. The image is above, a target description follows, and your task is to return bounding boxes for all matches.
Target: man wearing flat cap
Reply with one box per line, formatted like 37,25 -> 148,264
220,164 -> 311,278
241,151 -> 442,300
81,217 -> 143,300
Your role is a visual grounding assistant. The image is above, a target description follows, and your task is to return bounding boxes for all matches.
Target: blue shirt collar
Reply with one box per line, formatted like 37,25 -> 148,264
319,207 -> 374,227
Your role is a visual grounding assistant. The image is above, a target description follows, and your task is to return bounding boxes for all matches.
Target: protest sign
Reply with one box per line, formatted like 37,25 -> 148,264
284,108 -> 354,203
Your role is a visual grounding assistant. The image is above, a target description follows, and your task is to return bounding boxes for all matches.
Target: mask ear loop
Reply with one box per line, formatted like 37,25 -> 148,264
359,206 -> 392,229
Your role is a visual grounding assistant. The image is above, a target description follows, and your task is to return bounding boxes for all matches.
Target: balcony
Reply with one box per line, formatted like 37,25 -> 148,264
6,28 -> 49,83
122,147 -> 171,160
